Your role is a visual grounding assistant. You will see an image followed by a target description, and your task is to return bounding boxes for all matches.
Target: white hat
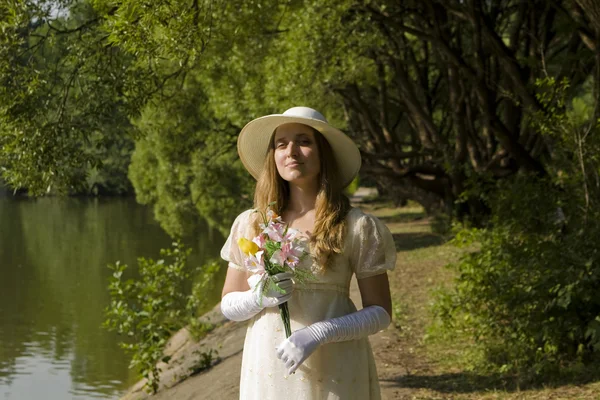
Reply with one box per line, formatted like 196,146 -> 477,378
237,106 -> 361,188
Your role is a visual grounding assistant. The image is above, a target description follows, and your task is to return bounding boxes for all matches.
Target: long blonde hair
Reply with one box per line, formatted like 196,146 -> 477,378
252,127 -> 351,270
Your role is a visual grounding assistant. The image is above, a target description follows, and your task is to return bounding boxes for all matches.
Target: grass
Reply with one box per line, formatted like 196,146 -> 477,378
361,201 -> 600,400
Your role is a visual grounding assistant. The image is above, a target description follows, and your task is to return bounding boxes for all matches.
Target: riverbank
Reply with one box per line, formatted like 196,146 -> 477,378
121,199 -> 600,400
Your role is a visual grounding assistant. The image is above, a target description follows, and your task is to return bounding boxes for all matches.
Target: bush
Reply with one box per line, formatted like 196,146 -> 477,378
430,212 -> 452,237
186,259 -> 222,341
435,177 -> 600,375
103,242 -> 220,393
432,77 -> 600,377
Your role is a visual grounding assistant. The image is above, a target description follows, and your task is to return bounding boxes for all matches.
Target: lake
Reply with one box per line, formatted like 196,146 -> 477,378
0,196 -> 226,399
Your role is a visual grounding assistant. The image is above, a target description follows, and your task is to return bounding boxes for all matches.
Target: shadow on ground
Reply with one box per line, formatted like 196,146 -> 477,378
378,212 -> 426,224
392,232 -> 445,251
382,368 -> 600,394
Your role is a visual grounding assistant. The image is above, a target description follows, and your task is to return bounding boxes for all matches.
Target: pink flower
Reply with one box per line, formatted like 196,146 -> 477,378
267,208 -> 284,223
264,222 -> 286,242
284,242 -> 304,268
264,222 -> 301,243
270,242 -> 304,269
244,250 -> 266,275
252,234 -> 266,249
283,228 -> 298,241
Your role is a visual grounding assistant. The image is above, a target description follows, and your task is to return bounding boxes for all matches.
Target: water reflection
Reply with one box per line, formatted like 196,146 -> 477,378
0,197 -> 225,399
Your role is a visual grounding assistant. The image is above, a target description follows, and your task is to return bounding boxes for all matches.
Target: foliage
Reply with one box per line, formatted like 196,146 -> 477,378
0,1 -> 137,195
433,78 -> 600,376
430,212 -> 453,237
202,0 -> 599,216
189,348 -> 219,375
186,259 -> 221,341
124,0 -> 600,227
73,130 -> 135,195
103,241 -> 219,394
3,0 -> 600,229
127,74 -> 254,236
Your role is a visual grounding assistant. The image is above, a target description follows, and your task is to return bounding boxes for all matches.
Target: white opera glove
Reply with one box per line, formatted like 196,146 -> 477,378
221,272 -> 294,322
275,305 -> 391,375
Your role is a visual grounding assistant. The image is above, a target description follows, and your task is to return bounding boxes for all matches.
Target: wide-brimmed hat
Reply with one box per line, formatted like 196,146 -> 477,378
237,106 -> 361,188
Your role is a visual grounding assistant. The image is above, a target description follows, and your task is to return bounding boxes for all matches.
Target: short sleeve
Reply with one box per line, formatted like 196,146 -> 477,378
220,209 -> 254,272
350,210 -> 397,279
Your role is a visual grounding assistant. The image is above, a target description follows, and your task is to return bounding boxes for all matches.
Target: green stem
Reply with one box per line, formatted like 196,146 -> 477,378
279,302 -> 291,338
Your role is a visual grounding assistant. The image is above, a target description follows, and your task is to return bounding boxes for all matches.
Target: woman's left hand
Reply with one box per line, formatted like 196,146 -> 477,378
275,327 -> 320,375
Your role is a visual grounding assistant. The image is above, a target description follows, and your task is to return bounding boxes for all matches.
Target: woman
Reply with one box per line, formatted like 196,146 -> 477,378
220,107 -> 396,399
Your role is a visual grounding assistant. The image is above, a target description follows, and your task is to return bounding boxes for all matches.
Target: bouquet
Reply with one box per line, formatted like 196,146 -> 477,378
237,203 -> 313,338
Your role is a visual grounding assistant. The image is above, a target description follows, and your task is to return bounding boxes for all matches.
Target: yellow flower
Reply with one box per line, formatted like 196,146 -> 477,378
238,237 -> 260,255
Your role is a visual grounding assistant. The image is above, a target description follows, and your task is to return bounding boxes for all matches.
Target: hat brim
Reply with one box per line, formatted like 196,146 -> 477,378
237,114 -> 361,189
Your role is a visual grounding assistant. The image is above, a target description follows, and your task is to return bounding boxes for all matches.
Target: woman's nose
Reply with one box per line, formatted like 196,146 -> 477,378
285,141 -> 298,156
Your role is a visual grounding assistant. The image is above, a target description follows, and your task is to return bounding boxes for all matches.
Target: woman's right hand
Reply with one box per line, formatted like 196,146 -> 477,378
221,270 -> 294,322
249,272 -> 294,308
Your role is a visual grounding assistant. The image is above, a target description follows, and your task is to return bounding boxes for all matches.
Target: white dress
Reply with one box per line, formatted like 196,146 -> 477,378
220,207 -> 397,400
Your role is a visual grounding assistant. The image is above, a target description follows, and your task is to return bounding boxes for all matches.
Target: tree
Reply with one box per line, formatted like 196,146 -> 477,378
0,0 -> 217,195
151,0 -> 599,223
0,2 -> 129,194
257,0 -> 596,218
128,74 -> 254,237
2,0 -> 599,225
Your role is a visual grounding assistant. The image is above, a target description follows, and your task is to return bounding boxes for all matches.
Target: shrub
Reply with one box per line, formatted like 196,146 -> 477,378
433,77 -> 600,377
435,177 -> 600,375
103,241 -> 220,393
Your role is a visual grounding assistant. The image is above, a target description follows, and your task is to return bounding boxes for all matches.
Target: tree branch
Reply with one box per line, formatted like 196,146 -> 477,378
46,17 -> 100,34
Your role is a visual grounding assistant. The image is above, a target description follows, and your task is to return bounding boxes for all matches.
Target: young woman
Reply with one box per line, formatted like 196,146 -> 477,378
220,107 -> 396,399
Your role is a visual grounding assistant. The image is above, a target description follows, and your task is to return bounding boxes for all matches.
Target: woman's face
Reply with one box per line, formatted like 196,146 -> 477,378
273,123 -> 321,186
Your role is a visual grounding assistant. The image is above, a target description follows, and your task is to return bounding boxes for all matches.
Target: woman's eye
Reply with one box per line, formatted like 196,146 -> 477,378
300,140 -> 311,145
